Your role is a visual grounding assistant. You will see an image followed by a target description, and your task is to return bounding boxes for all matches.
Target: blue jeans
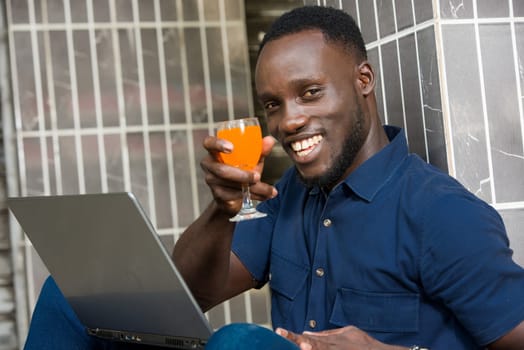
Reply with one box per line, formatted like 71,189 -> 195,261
24,276 -> 298,350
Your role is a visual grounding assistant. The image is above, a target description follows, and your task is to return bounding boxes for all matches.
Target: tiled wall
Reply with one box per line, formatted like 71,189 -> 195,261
310,0 -> 449,172
306,0 -> 524,264
438,0 -> 524,264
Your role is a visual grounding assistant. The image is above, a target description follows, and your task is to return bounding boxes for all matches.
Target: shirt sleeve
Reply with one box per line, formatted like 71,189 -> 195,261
420,190 -> 524,346
231,203 -> 275,285
231,169 -> 293,285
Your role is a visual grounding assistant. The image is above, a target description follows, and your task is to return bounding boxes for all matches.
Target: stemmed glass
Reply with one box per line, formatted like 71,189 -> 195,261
216,117 -> 267,222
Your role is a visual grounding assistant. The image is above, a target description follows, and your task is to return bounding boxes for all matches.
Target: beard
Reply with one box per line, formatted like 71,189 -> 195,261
298,104 -> 366,190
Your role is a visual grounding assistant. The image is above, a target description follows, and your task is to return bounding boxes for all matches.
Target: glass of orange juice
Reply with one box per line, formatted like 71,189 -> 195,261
216,117 -> 267,222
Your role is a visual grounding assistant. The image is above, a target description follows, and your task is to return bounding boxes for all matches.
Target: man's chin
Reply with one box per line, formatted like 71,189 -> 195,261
298,176 -> 319,189
296,164 -> 347,190
297,169 -> 331,189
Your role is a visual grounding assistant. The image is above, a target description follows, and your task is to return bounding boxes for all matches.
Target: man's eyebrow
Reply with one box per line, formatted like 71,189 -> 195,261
257,76 -> 323,101
256,92 -> 275,102
289,76 -> 321,87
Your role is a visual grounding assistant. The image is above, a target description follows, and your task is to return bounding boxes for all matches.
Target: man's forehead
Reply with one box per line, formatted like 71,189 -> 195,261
254,33 -> 357,95
258,29 -> 355,61
256,30 -> 354,71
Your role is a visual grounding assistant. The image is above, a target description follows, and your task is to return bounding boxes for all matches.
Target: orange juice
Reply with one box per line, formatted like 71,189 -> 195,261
217,124 -> 262,171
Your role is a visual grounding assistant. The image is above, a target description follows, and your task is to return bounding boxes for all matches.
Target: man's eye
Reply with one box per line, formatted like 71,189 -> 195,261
303,88 -> 321,97
264,101 -> 277,110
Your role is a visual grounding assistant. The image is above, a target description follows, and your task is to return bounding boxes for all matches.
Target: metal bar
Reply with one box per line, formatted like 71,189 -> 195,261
64,0 -> 86,193
109,0 -> 132,192
154,0 -> 178,230
175,0 -> 200,220
87,0 -> 108,193
8,20 -> 246,32
132,0 -> 156,225
28,0 -> 50,195
218,0 -> 234,121
41,0 -> 63,194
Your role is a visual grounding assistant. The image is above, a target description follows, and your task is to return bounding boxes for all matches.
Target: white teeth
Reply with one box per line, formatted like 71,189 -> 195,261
301,139 -> 309,149
290,135 -> 323,156
297,148 -> 313,157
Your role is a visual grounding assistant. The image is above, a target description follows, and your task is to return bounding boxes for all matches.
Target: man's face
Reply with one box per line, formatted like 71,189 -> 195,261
255,30 -> 369,188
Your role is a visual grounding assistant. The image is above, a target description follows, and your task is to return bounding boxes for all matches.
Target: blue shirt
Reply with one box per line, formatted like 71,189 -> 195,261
231,126 -> 524,349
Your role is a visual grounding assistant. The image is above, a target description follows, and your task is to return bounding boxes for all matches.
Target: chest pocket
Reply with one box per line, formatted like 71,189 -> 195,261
269,251 -> 309,324
330,288 -> 420,333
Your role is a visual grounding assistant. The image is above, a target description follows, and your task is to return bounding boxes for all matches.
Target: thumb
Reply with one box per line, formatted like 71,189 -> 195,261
261,135 -> 276,157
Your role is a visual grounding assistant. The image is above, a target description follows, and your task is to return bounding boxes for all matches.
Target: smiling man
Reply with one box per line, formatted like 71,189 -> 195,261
23,5 -> 524,350
255,29 -> 386,189
174,5 -> 524,350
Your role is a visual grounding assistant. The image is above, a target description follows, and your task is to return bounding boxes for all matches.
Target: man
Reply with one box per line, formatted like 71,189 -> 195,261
23,6 -> 524,350
173,5 -> 524,350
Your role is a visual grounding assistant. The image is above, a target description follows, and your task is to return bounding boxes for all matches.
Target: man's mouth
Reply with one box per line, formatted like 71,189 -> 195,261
290,135 -> 323,157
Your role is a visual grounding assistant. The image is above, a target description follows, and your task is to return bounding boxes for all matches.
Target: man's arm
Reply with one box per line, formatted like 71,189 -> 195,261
488,321 -> 524,350
275,326 -> 408,350
276,321 -> 524,349
172,201 -> 256,311
172,135 -> 276,311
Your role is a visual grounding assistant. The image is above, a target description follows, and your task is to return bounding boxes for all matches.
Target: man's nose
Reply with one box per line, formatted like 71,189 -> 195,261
280,101 -> 307,134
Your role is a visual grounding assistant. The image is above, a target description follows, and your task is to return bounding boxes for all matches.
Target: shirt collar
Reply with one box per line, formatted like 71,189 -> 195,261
340,125 -> 408,202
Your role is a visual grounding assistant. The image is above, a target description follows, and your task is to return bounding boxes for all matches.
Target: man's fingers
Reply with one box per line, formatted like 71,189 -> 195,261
276,328 -> 295,340
302,327 -> 348,337
203,135 -> 233,155
205,134 -> 273,158
276,328 -> 313,350
249,181 -> 278,200
254,136 -> 276,175
261,135 -> 276,157
202,157 -> 255,183
200,133 -> 278,210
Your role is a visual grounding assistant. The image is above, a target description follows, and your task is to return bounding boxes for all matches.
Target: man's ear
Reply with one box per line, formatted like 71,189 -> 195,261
356,61 -> 375,96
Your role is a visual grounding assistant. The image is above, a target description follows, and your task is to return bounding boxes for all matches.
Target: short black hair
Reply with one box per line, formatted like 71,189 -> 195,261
259,6 -> 367,61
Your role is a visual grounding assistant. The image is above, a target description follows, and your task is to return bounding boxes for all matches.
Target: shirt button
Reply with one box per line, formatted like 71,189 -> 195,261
315,268 -> 325,277
323,218 -> 332,227
309,319 -> 317,329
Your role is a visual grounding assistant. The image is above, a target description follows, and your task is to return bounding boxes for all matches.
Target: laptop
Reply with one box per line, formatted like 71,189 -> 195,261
7,192 -> 214,349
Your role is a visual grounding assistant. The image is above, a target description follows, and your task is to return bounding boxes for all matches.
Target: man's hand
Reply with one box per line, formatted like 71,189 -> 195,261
200,135 -> 277,215
276,326 -> 408,350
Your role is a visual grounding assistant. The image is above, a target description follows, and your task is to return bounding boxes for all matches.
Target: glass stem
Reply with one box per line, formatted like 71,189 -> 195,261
240,184 -> 256,214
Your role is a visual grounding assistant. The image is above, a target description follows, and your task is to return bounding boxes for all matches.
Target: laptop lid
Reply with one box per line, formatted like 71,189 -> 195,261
8,192 -> 214,349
